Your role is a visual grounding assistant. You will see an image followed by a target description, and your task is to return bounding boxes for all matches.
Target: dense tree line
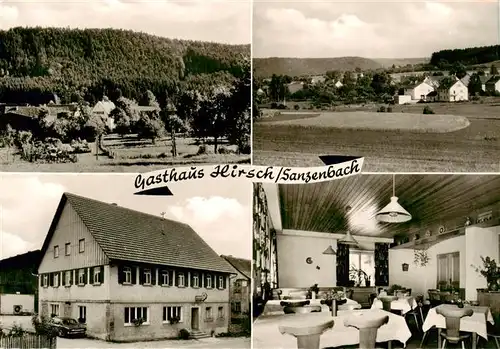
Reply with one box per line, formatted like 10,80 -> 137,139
0,27 -> 249,104
257,71 -> 396,110
430,45 -> 500,68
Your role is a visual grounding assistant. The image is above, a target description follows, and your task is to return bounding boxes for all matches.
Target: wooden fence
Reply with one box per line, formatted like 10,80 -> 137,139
0,334 -> 56,349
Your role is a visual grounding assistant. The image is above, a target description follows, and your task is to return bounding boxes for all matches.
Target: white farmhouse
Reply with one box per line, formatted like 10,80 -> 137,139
334,80 -> 343,88
403,81 -> 435,101
92,99 -> 116,131
438,78 -> 468,102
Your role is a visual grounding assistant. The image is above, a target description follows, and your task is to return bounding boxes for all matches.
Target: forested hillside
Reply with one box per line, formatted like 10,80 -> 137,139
430,45 -> 500,67
253,57 -> 384,77
0,27 -> 250,104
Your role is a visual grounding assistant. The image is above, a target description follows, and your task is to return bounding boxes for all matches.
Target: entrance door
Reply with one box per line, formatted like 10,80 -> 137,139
191,308 -> 199,330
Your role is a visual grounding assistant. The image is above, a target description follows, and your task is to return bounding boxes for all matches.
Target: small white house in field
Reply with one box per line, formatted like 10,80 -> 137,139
404,81 -> 435,101
395,95 -> 412,105
0,293 -> 35,314
438,78 -> 468,102
310,76 -> 326,85
92,99 -> 116,131
334,80 -> 343,88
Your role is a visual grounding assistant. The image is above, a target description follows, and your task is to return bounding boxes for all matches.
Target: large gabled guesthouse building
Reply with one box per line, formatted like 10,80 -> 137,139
37,193 -> 236,341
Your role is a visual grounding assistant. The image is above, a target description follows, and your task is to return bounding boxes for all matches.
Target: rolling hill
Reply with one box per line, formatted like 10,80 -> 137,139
0,27 -> 250,104
253,56 -> 429,77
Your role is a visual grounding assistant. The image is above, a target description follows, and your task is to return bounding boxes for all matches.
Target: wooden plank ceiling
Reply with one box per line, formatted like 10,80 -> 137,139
279,174 -> 500,237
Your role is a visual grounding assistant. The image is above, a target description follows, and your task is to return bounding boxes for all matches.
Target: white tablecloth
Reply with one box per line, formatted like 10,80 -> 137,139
422,305 -> 494,340
254,309 -> 413,349
263,298 -> 360,315
371,296 -> 418,314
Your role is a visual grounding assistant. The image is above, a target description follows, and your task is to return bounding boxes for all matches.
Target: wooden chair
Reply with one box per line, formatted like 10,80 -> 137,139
344,314 -> 389,349
428,289 -> 442,307
436,306 -> 473,349
404,295 -> 424,331
279,319 -> 334,349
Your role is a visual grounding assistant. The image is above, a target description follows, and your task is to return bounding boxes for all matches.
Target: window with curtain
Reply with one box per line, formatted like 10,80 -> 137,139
437,252 -> 460,289
349,250 -> 375,286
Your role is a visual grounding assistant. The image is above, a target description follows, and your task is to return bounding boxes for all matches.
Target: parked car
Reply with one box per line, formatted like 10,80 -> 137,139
49,317 -> 86,338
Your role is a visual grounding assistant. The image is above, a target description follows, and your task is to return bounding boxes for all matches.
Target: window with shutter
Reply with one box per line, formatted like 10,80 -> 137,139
178,272 -> 185,287
43,274 -> 48,287
206,274 -> 212,289
54,273 -> 59,287
144,269 -> 152,285
191,273 -> 199,288
65,271 -> 71,286
78,269 -> 85,285
93,267 -> 101,284
123,267 -> 132,284
161,270 -> 169,286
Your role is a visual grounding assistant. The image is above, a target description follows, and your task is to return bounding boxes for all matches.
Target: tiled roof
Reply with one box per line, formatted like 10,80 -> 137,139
480,76 -> 490,84
437,76 -> 459,90
41,193 -> 235,274
486,75 -> 500,84
221,255 -> 251,279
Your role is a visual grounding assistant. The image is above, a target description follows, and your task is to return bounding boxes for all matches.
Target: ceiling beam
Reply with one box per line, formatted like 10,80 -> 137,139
281,229 -> 394,243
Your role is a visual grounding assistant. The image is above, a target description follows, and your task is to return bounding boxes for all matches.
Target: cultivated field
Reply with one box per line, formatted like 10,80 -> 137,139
260,111 -> 470,133
253,100 -> 500,172
0,134 -> 250,172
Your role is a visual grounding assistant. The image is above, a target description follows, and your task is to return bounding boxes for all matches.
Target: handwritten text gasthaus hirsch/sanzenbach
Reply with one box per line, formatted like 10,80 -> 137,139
134,160 -> 362,190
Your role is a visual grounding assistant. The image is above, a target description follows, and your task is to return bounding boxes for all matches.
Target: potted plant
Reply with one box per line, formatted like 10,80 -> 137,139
472,256 -> 500,292
364,274 -> 372,287
132,318 -> 144,327
169,316 -> 180,325
322,289 -> 346,316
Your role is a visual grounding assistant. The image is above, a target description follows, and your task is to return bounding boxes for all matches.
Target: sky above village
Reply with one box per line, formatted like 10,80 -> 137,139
0,0 -> 251,44
0,174 -> 252,261
253,0 -> 498,58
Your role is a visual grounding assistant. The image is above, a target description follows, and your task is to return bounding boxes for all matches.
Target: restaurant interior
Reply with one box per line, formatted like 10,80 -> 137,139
252,174 -> 500,349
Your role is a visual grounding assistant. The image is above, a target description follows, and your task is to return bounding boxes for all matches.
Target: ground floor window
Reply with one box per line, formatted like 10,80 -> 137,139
231,301 -> 241,313
163,306 -> 183,323
124,307 -> 149,326
50,303 -> 60,317
78,306 -> 87,323
218,306 -> 224,319
205,306 -> 213,321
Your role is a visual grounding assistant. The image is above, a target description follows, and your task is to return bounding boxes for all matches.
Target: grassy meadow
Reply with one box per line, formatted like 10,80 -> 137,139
0,134 -> 250,172
253,99 -> 500,172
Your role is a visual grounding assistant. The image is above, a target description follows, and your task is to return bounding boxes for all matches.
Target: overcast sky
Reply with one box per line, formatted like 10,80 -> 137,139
253,0 -> 498,58
0,174 -> 251,261
0,0 -> 250,44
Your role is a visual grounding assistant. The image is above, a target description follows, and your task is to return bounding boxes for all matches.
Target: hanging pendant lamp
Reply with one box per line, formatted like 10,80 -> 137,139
338,206 -> 359,246
322,245 -> 336,255
339,230 -> 359,246
376,174 -> 412,223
